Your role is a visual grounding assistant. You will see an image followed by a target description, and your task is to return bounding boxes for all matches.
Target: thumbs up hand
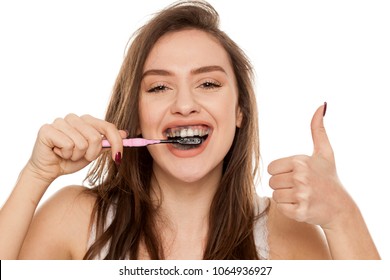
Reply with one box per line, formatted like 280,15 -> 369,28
268,103 -> 355,230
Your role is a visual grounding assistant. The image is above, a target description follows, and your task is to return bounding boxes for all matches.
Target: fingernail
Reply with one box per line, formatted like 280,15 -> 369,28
115,152 -> 122,167
323,102 -> 327,117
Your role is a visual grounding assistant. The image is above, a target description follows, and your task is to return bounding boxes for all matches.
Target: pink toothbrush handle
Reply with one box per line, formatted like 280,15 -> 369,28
102,138 -> 160,148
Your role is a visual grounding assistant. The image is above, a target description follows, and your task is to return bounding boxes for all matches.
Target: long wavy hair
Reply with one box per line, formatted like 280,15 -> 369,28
84,0 -> 264,259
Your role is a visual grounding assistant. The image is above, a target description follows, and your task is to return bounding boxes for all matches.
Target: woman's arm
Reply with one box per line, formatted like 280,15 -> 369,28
0,114 -> 126,259
267,199 -> 332,260
0,165 -> 50,259
322,203 -> 380,259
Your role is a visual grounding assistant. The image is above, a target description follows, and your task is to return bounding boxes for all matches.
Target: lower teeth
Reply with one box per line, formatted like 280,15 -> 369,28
170,136 -> 207,150
172,143 -> 199,150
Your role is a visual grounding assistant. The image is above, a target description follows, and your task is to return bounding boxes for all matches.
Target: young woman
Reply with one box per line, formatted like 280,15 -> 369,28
0,0 -> 380,260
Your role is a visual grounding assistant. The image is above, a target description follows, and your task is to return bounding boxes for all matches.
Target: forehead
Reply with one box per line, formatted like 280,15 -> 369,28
144,29 -> 234,74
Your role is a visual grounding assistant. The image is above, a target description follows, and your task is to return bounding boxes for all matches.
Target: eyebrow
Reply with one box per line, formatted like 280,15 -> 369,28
142,65 -> 227,78
191,65 -> 227,75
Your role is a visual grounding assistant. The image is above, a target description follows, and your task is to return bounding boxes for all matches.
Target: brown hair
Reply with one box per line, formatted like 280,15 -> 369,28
84,0 -> 263,259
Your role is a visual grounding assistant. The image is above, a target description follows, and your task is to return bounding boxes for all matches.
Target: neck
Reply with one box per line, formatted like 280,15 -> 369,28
150,162 -> 223,259
151,162 -> 222,222
152,162 -> 222,228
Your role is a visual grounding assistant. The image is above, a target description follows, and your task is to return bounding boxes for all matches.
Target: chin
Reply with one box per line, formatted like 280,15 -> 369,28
172,168 -> 209,183
171,161 -> 223,184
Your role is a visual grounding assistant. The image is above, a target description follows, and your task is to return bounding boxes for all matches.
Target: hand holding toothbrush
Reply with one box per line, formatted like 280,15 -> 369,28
26,113 -> 201,185
26,114 -> 128,184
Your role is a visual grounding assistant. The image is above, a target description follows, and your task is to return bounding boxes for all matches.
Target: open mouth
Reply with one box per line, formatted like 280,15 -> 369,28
164,125 -> 210,150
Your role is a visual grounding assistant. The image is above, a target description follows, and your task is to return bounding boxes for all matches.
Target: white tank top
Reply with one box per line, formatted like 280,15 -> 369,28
88,195 -> 270,259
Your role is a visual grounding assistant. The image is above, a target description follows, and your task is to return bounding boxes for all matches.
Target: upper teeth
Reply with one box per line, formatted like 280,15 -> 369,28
165,126 -> 210,138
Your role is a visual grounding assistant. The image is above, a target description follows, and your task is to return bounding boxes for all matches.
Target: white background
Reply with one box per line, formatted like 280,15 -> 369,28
0,0 -> 389,260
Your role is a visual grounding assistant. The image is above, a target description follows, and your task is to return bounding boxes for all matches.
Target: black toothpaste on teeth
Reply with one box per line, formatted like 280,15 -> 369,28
176,137 -> 202,145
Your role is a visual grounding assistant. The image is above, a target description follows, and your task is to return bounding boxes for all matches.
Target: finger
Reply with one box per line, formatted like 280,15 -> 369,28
275,203 -> 300,221
272,188 -> 296,204
101,129 -> 129,155
64,114 -> 105,162
40,124 -> 93,175
80,115 -> 124,161
39,124 -> 75,159
268,156 -> 297,175
310,102 -> 334,160
52,117 -> 88,161
269,173 -> 294,190
101,129 -> 128,140
119,130 -> 129,139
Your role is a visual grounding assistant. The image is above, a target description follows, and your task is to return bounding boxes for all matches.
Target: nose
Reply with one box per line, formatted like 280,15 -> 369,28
170,87 -> 201,116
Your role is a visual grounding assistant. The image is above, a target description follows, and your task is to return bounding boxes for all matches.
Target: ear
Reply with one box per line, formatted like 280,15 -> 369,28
236,106 -> 243,128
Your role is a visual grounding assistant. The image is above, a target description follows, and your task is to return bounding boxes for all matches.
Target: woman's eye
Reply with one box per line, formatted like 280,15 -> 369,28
199,81 -> 222,90
147,84 -> 170,93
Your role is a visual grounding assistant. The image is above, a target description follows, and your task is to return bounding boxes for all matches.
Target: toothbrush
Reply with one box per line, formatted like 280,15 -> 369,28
102,137 -> 202,148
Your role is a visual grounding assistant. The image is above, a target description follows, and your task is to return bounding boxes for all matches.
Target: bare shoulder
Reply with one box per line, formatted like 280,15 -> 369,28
267,199 -> 331,259
19,185 -> 96,259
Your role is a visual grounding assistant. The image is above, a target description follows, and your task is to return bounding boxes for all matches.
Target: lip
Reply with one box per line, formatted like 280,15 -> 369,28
161,120 -> 213,158
166,130 -> 212,158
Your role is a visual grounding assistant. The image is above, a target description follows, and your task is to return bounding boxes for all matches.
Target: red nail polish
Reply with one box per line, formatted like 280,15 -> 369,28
323,102 -> 327,117
115,152 -> 122,166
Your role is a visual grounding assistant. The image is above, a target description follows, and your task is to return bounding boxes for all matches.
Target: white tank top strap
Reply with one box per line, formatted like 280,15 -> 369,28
253,195 -> 270,259
87,204 -> 115,259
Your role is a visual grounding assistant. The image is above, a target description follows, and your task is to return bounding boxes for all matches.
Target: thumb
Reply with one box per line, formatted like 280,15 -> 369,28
311,102 -> 334,160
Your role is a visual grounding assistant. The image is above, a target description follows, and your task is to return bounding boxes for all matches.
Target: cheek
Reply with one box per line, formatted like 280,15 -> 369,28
215,97 -> 239,128
209,97 -> 238,150
138,108 -> 150,134
138,99 -> 163,136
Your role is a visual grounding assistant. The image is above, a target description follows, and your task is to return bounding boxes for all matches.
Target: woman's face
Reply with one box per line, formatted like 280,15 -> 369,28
139,29 -> 241,184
